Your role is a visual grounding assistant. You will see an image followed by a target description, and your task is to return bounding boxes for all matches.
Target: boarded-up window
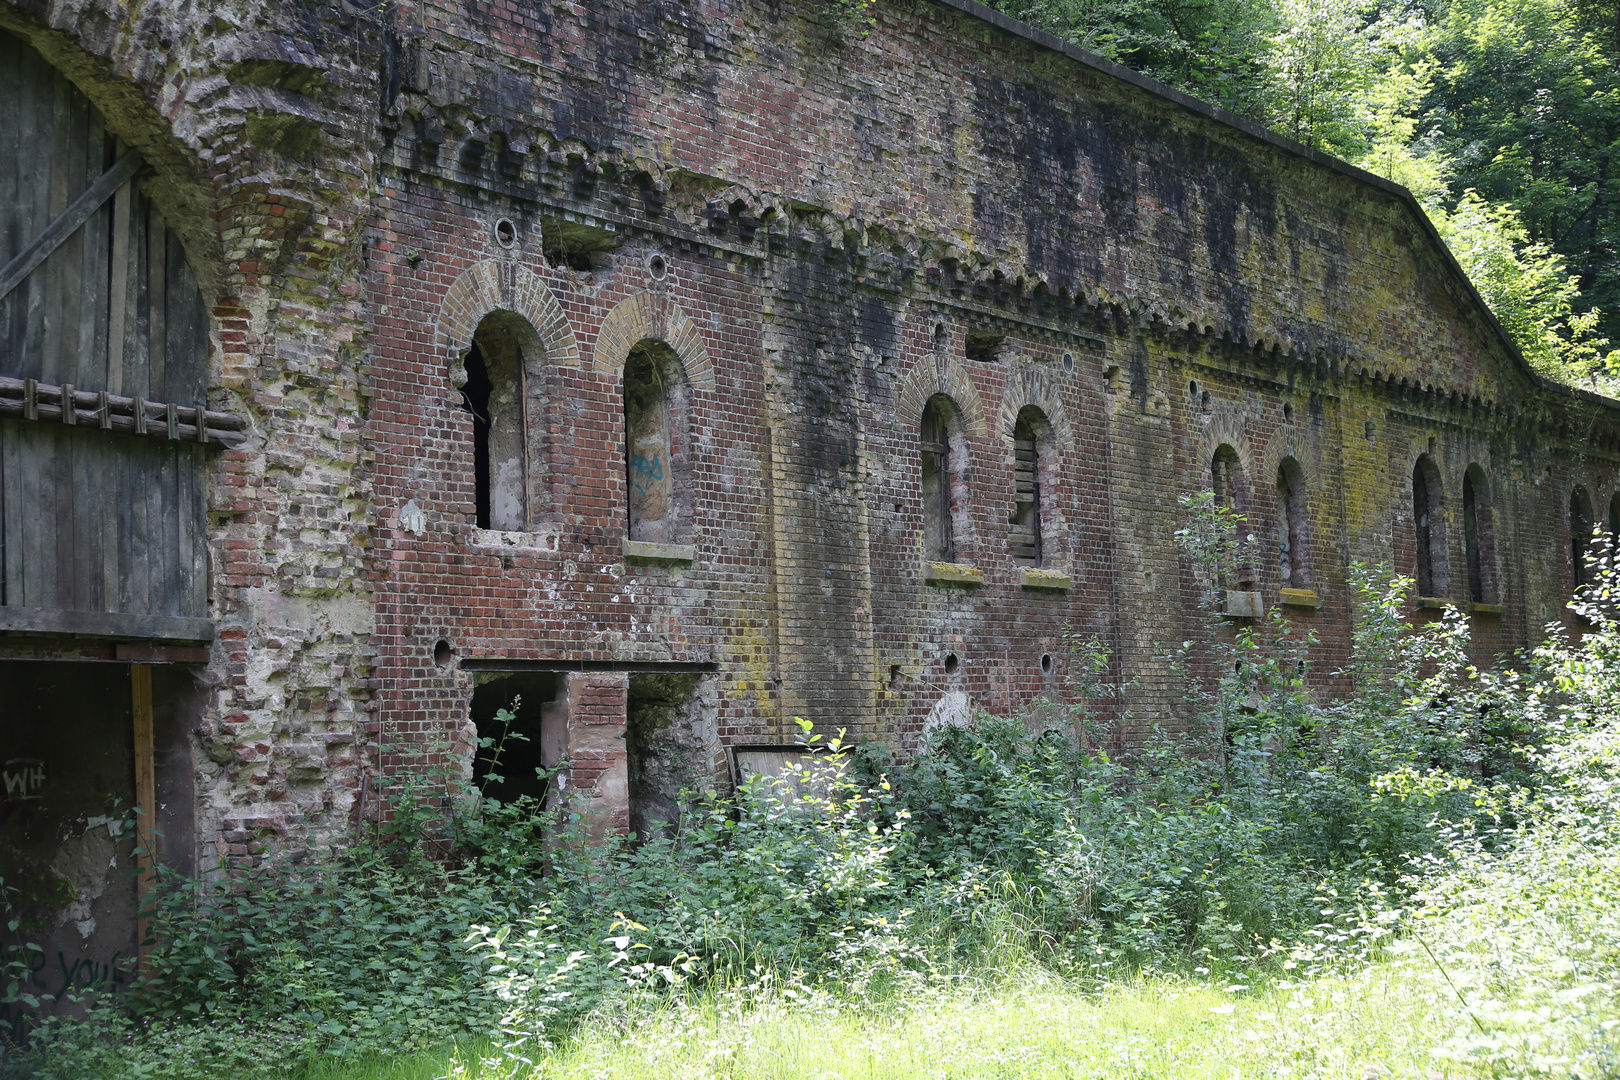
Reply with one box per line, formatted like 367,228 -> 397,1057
1010,407 -> 1044,566
625,340 -> 688,544
1463,466 -> 1497,604
1212,445 -> 1251,587
1276,458 -> 1310,587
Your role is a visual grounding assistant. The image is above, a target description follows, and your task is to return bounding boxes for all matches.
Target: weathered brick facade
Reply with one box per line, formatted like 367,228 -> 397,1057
4,0 -> 1619,887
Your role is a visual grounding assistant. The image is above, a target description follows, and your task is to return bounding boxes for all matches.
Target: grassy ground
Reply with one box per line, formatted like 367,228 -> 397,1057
302,965 -> 1481,1080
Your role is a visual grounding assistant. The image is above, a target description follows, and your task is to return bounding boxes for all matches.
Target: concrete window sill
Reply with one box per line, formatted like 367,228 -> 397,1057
1418,596 -> 1453,610
1278,588 -> 1320,609
1468,601 -> 1506,616
1222,590 -> 1264,618
623,539 -> 696,564
470,527 -> 561,552
1017,567 -> 1071,590
925,561 -> 984,586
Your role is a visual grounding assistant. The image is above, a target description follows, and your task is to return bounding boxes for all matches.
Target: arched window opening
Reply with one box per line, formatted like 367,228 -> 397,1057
1571,486 -> 1594,589
1212,445 -> 1253,587
1412,455 -> 1447,599
1010,407 -> 1047,566
921,395 -> 963,563
460,314 -> 531,532
1276,458 -> 1310,587
625,339 -> 690,544
1462,466 -> 1498,604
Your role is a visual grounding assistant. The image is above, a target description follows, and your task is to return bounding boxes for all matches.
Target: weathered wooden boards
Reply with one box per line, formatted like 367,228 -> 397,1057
0,31 -> 220,642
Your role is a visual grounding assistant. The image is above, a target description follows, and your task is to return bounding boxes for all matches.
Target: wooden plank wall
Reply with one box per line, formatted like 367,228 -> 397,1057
0,30 -> 211,629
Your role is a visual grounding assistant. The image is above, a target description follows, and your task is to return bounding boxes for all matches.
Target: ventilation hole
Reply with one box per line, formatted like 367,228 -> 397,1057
1283,403 -> 1294,422
647,252 -> 668,280
1062,352 -> 1075,374
888,664 -> 904,693
1040,653 -> 1053,673
434,639 -> 455,667
933,321 -> 947,345
943,652 -> 959,675
1188,380 -> 1198,396
494,219 -> 517,248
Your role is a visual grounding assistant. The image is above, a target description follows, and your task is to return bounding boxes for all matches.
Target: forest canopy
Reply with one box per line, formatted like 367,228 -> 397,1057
985,0 -> 1620,390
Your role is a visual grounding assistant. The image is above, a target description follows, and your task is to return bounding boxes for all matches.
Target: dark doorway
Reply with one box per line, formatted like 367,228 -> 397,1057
626,673 -> 704,841
468,673 -> 562,804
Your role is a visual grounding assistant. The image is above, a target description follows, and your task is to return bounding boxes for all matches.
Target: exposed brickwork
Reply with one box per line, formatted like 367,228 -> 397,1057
7,0 -> 1620,868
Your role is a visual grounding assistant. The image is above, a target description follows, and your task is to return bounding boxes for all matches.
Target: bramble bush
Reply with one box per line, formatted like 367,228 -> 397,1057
9,494 -> 1620,1077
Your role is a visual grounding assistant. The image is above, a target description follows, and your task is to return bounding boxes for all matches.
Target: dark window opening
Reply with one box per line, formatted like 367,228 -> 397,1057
1572,486 -> 1594,589
921,396 -> 956,562
627,672 -> 704,842
459,313 -> 532,532
1413,455 -> 1445,599
1010,409 -> 1043,566
964,331 -> 1002,363
470,673 -> 563,805
1277,458 -> 1310,587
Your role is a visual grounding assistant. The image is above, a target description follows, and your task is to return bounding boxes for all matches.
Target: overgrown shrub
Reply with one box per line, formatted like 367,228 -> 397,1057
12,495 -> 1618,1077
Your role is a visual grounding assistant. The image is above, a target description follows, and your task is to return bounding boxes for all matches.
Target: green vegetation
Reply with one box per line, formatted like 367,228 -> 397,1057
991,0 -> 1620,391
9,502 -> 1620,1077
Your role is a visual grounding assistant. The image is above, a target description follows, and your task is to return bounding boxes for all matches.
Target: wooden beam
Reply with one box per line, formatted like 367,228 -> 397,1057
0,151 -> 141,303
131,663 -> 156,973
0,604 -> 214,641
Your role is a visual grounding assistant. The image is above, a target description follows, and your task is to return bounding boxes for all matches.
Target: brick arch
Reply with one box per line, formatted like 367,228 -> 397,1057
435,260 -> 580,382
996,363 -> 1073,450
590,291 -> 715,390
896,354 -> 989,439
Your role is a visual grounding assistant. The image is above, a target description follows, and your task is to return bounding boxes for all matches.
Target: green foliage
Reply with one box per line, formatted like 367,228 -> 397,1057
24,505 -> 1620,1076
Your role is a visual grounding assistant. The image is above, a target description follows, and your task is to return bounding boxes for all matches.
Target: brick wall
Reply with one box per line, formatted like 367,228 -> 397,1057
7,0 -> 1620,862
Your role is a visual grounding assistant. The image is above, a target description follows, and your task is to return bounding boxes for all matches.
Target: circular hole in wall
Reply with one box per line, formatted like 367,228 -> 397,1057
1040,653 -> 1053,674
1062,352 -> 1075,374
647,252 -> 668,280
434,639 -> 455,667
494,219 -> 517,248
943,652 -> 960,675
1188,380 -> 1198,396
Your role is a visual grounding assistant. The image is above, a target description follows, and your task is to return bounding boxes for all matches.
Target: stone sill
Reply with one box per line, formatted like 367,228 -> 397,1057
925,561 -> 984,586
1222,590 -> 1264,619
1469,602 -> 1507,616
1018,567 -> 1071,590
623,539 -> 695,564
470,527 -> 560,553
1418,596 -> 1453,610
1278,588 -> 1321,609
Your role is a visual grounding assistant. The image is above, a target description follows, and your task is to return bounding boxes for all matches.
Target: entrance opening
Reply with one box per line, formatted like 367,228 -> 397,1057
0,660 -> 198,1030
469,673 -> 562,805
626,673 -> 704,841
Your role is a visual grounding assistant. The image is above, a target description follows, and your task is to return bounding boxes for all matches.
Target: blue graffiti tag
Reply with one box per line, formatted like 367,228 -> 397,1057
630,451 -> 664,497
